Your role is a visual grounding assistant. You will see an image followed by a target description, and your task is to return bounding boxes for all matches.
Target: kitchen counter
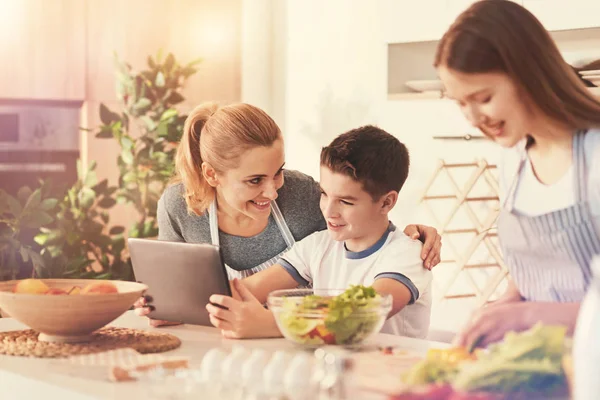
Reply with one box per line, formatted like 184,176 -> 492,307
0,311 -> 446,399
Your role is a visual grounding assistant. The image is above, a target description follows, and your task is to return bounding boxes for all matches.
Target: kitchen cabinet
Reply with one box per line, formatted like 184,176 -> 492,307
383,0 -> 524,44
0,0 -> 86,100
523,0 -> 600,31
383,0 -> 600,44
382,0 -> 449,44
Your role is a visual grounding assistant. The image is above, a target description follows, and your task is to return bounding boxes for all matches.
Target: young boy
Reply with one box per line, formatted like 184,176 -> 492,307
206,125 -> 432,339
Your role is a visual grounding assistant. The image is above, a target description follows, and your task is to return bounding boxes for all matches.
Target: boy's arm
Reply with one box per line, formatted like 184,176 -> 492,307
372,278 -> 413,318
241,264 -> 299,304
241,231 -> 320,303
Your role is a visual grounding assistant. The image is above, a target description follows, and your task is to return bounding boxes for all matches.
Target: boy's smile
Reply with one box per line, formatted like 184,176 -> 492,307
319,166 -> 392,252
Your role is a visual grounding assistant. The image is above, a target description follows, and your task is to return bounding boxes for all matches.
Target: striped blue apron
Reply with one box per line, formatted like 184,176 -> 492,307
497,131 -> 600,302
208,200 -> 296,280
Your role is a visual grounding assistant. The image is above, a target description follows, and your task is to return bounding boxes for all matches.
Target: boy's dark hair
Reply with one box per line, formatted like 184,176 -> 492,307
320,125 -> 410,200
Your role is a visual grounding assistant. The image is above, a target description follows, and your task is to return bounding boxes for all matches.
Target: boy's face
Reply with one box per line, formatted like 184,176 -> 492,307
319,166 -> 388,245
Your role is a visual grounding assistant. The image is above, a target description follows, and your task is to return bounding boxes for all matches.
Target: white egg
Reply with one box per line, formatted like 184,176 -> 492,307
221,345 -> 250,379
284,352 -> 313,400
263,350 -> 289,396
242,349 -> 269,389
200,348 -> 227,383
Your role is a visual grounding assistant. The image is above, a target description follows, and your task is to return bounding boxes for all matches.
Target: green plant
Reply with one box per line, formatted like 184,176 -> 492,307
0,51 -> 201,281
96,51 -> 200,239
0,186 -> 57,280
34,162 -> 131,280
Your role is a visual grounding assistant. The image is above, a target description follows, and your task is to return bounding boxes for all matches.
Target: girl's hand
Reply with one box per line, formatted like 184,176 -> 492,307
206,279 -> 282,339
404,224 -> 442,270
133,296 -> 182,327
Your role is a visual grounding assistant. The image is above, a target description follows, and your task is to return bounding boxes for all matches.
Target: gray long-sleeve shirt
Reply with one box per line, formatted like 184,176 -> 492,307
157,170 -> 326,271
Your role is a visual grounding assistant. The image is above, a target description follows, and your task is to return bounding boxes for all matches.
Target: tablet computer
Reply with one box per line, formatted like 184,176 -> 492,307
128,238 -> 231,326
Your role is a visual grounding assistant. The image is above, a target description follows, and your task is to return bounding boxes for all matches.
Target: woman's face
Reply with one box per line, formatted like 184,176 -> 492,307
212,138 -> 285,221
438,66 -> 533,148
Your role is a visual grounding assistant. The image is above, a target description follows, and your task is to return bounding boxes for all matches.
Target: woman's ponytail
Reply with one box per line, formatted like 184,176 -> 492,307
174,102 -> 220,214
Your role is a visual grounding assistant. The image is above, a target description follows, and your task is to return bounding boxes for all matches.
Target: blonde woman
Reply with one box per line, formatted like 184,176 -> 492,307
137,102 -> 442,326
435,0 -> 600,348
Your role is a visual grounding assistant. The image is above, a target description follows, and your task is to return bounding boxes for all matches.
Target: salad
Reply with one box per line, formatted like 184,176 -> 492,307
402,323 -> 568,397
276,285 -> 387,345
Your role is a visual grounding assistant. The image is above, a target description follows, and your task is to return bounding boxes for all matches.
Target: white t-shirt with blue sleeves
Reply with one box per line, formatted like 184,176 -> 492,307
279,223 -> 432,339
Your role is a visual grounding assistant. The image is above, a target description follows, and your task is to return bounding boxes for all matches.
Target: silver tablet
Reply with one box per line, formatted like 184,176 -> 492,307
128,238 -> 231,326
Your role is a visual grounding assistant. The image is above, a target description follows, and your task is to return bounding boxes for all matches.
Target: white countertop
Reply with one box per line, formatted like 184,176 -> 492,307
0,311 -> 446,400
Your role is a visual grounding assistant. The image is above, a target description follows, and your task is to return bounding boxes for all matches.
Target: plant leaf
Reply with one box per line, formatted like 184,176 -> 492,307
34,232 -> 49,246
140,115 -> 157,131
109,226 -> 125,235
20,246 -> 30,263
164,53 -> 175,72
134,97 -> 152,111
23,188 -> 42,213
166,91 -> 185,105
78,187 -> 96,209
95,126 -> 114,139
91,179 -> 109,195
181,66 -> 197,78
17,186 -> 33,204
121,149 -> 134,165
99,103 -> 121,125
120,136 -> 134,150
5,193 -> 22,217
83,168 -> 97,188
22,210 -> 54,228
160,108 -> 178,122
155,71 -> 165,88
147,55 -> 156,69
186,57 -> 203,67
122,171 -> 137,183
40,198 -> 58,211
98,197 -> 117,209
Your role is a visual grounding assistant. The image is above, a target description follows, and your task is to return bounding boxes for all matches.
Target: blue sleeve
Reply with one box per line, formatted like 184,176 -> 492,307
374,272 -> 419,305
280,258 -> 310,286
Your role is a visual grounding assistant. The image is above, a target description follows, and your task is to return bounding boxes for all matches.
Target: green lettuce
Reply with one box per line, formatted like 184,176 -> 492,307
277,285 -> 383,345
452,324 -> 567,394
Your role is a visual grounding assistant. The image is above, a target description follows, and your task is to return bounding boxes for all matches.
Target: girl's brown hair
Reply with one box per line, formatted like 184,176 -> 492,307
435,0 -> 600,130
174,102 -> 281,215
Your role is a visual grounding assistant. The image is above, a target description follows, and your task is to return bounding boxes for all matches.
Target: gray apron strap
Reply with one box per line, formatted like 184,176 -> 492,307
208,199 -> 296,279
270,200 -> 296,249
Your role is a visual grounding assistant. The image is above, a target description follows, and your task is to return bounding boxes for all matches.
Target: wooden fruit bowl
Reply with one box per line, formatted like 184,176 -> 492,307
0,279 -> 147,343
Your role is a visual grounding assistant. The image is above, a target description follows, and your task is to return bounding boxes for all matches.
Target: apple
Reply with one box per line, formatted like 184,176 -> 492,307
80,281 -> 118,295
13,279 -> 50,294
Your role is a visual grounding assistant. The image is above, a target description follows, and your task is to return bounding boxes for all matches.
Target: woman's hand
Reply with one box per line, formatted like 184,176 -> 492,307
455,301 -> 580,350
454,301 -> 531,349
206,279 -> 282,339
133,296 -> 182,327
404,224 -> 442,269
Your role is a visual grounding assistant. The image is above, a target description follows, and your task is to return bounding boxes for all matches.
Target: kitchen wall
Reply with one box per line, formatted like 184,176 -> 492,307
81,0 -> 242,226
1,0 -> 242,230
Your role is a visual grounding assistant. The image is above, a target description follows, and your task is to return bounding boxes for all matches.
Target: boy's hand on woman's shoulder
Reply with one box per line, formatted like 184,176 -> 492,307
403,224 -> 442,270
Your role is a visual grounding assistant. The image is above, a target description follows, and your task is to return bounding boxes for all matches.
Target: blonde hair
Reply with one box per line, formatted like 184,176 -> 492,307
435,0 -> 600,130
174,102 -> 282,215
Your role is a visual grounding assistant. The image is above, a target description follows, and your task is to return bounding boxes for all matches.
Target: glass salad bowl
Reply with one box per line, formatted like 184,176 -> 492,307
267,285 -> 392,346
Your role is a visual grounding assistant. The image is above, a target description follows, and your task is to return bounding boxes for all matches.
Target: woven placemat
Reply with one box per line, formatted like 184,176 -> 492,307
0,327 -> 181,358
